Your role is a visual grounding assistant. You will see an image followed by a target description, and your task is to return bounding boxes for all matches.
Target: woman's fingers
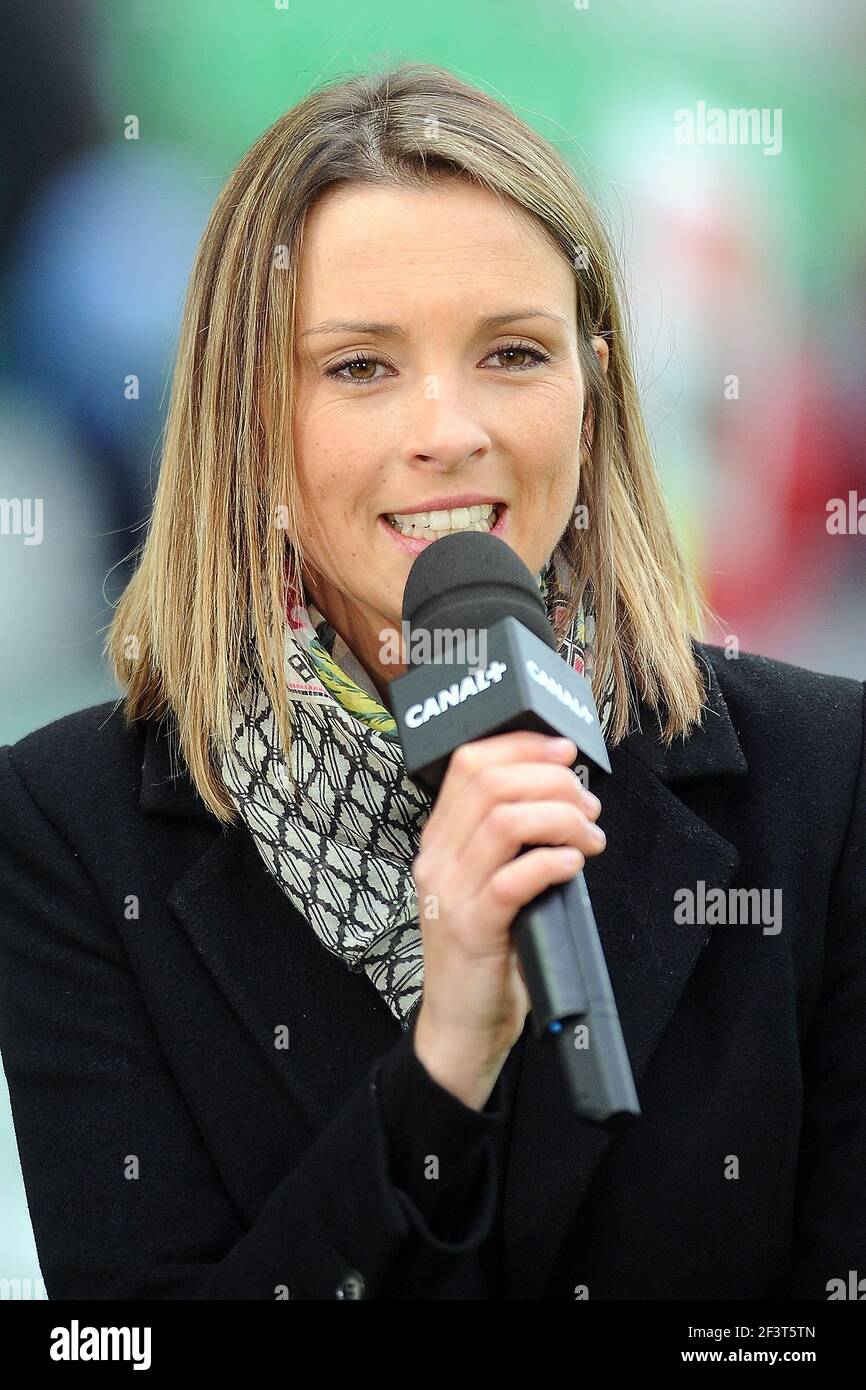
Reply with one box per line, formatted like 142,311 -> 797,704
419,739 -> 599,862
487,844 -> 589,914
410,732 -> 607,1057
426,731 -> 578,830
456,797 -> 606,898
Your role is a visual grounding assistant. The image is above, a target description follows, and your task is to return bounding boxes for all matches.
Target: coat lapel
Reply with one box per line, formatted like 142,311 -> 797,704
164,821 -> 406,1127
140,644 -> 747,1297
501,658 -> 746,1296
140,709 -> 407,1134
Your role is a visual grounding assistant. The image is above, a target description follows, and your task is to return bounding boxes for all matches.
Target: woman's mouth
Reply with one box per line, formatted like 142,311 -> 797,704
379,502 -> 508,554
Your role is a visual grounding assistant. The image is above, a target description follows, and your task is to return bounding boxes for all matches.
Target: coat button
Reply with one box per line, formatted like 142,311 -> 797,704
335,1269 -> 366,1300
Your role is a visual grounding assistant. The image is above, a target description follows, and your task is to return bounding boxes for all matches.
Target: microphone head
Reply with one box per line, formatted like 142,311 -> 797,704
401,531 -> 556,667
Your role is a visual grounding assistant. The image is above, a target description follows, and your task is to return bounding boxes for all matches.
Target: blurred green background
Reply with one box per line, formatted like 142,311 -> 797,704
0,0 -> 863,1295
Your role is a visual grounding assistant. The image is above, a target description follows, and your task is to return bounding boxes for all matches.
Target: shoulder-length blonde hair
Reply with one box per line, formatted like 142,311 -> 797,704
106,61 -> 715,824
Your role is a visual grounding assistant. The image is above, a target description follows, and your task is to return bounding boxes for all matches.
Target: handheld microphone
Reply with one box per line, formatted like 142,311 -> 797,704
386,529 -> 640,1129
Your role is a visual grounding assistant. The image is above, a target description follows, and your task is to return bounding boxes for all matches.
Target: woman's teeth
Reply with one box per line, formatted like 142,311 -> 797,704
385,503 -> 498,539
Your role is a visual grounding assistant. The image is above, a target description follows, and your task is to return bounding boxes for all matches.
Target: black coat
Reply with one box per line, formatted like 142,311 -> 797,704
0,643 -> 864,1300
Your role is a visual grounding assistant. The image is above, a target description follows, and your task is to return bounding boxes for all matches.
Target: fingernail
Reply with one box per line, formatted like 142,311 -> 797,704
582,790 -> 601,813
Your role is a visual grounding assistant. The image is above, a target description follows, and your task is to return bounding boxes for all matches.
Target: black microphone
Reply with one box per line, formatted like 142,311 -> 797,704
386,529 -> 640,1129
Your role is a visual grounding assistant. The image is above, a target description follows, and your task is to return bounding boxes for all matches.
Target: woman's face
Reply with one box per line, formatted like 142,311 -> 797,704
291,178 -> 608,694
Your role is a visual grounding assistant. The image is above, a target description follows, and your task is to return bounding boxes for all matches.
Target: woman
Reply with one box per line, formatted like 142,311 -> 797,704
0,63 -> 863,1302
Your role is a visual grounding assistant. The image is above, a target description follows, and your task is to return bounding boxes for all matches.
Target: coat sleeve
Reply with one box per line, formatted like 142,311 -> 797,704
790,679 -> 866,1298
376,1008 -> 507,1245
0,744 -> 505,1301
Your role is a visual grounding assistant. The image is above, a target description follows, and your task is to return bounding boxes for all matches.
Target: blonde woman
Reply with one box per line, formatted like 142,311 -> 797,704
0,64 -> 863,1302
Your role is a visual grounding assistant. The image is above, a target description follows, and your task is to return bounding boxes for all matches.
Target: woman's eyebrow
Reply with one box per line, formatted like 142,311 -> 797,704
299,308 -> 569,339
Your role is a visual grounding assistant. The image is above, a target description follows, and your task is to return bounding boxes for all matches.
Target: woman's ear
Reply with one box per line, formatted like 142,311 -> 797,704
591,335 -> 609,375
580,336 -> 608,461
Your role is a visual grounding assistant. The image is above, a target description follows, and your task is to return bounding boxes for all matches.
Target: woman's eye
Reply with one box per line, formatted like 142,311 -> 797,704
325,354 -> 392,385
323,341 -> 550,386
484,343 -> 550,371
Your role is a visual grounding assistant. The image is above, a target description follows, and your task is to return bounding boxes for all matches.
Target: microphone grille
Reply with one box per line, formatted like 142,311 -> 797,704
400,531 -> 556,667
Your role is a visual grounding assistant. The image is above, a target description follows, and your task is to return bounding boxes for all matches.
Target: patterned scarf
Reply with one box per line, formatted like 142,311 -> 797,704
220,545 -> 613,1029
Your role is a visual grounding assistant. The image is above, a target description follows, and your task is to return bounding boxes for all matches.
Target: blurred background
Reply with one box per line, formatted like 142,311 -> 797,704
0,0 -> 863,1295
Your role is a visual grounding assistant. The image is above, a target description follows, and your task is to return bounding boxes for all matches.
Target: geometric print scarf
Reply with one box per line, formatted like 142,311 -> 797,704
220,544 -> 613,1029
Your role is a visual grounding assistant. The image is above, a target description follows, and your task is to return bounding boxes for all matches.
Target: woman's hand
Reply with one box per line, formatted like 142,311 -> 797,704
411,730 -> 606,1109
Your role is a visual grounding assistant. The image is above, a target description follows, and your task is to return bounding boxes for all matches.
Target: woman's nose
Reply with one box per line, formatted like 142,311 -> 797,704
399,380 -> 491,468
